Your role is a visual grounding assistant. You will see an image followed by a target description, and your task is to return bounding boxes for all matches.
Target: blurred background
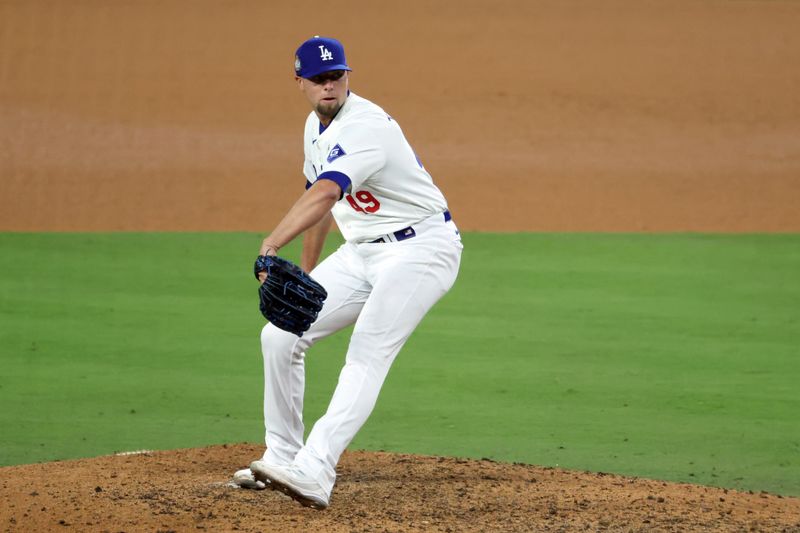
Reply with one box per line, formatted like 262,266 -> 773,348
1,0 -> 799,232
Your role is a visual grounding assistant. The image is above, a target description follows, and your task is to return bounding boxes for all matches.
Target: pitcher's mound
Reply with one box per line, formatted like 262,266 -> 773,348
1,443 -> 798,532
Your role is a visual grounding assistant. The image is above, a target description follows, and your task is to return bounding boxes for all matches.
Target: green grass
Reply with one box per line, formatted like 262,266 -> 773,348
1,232 -> 798,495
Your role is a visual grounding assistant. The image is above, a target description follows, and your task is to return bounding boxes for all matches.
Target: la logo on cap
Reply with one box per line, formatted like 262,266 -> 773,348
319,45 -> 333,61
294,36 -> 351,78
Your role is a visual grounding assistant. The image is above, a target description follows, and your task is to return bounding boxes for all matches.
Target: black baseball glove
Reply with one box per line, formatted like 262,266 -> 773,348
253,255 -> 328,336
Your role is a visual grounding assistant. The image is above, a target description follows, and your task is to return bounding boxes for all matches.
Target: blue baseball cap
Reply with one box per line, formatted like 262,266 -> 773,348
294,36 -> 352,79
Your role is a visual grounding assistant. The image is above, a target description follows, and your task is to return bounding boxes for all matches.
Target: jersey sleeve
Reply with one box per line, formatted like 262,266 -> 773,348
319,124 -> 386,192
303,159 -> 315,182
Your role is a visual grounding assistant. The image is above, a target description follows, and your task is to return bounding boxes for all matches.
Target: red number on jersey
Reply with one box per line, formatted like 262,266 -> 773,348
345,190 -> 381,213
355,191 -> 381,213
345,194 -> 365,212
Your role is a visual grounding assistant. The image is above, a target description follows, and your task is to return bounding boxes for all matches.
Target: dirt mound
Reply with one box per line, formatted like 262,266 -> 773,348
1,444 -> 798,532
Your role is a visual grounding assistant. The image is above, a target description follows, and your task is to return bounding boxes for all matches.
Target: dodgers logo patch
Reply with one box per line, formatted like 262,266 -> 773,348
318,45 -> 333,61
327,144 -> 346,163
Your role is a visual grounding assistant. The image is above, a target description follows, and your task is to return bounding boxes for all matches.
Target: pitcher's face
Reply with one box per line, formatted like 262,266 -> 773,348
298,70 -> 349,125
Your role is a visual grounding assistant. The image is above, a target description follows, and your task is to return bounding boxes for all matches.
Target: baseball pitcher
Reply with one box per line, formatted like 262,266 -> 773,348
232,36 -> 463,509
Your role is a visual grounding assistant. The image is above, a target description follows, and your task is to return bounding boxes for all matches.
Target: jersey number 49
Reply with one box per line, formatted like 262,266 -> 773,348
345,190 -> 381,213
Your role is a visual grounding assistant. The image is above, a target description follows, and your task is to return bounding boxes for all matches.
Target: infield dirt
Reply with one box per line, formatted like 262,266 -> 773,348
1,0 -> 799,232
2,0 -> 800,531
1,444 -> 799,532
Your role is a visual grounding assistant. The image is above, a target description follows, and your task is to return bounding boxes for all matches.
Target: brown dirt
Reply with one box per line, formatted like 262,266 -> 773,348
1,0 -> 799,232
1,444 -> 799,533
2,1 -> 800,531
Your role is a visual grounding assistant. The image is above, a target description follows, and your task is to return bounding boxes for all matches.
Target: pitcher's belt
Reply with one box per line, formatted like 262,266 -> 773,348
369,210 -> 452,244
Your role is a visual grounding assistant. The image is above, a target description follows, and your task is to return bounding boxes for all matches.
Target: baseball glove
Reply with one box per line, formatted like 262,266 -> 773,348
253,255 -> 328,336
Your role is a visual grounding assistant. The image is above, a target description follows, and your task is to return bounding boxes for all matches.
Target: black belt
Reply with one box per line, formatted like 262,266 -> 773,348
370,210 -> 451,244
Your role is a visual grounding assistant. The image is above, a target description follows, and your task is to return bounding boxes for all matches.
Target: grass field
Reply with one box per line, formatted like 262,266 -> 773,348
1,232 -> 798,495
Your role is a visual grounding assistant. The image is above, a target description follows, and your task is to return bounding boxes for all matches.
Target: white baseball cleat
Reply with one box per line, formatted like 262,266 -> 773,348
250,461 -> 330,510
231,468 -> 267,490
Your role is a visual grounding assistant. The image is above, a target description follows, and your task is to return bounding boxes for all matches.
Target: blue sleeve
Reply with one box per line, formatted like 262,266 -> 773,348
316,171 -> 352,199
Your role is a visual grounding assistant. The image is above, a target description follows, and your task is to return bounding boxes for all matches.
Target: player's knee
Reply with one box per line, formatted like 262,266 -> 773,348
261,323 -> 301,361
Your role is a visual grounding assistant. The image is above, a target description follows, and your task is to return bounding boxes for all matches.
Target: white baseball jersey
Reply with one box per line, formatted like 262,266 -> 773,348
302,92 -> 448,242
253,88 -> 462,504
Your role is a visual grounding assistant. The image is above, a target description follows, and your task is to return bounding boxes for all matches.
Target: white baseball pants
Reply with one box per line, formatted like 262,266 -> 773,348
259,212 -> 462,496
